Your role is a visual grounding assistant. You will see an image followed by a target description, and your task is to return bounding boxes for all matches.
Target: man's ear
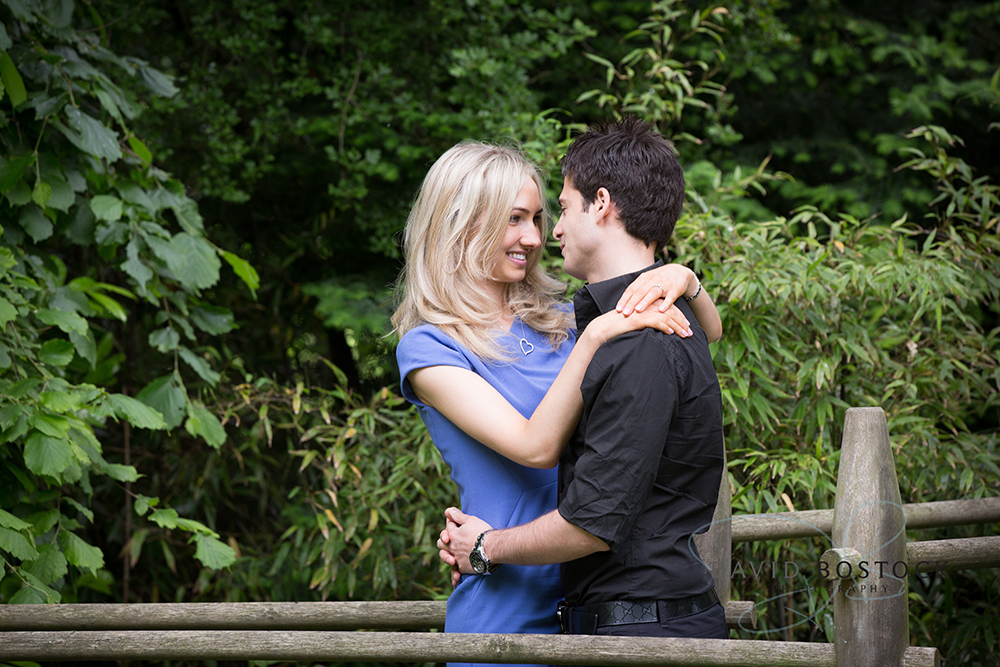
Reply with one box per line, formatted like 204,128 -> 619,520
592,187 -> 615,224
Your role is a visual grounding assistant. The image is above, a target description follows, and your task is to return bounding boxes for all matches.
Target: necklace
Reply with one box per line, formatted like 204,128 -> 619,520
517,319 -> 534,356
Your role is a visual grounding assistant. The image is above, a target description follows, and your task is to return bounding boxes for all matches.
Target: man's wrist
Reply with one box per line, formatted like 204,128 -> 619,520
470,528 -> 500,574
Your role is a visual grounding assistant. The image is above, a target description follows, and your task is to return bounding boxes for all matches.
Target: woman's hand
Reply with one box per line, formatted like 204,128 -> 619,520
616,263 -> 698,316
588,301 -> 693,344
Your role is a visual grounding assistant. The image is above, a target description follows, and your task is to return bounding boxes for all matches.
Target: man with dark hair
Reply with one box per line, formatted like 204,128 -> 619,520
440,117 -> 727,640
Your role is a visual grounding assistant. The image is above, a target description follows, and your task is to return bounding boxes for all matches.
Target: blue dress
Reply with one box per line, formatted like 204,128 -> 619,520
397,319 -> 575,667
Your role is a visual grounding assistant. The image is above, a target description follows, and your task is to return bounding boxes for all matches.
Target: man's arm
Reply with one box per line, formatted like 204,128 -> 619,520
438,507 -> 609,574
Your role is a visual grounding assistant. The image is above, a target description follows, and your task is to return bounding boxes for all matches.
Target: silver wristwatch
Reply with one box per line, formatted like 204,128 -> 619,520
469,529 -> 500,575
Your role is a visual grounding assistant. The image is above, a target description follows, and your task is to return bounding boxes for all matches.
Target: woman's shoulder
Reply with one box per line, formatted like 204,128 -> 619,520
396,323 -> 471,365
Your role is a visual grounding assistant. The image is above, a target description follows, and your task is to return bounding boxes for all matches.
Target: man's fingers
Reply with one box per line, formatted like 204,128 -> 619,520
444,506 -> 467,524
438,548 -> 456,566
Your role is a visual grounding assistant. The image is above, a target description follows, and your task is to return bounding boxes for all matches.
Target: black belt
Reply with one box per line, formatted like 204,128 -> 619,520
558,590 -> 719,634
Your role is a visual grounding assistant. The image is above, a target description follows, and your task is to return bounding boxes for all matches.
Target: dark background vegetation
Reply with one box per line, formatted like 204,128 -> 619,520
1,0 -> 998,664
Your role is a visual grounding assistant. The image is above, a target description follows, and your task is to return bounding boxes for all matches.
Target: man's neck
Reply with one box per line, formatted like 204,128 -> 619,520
584,247 -> 657,284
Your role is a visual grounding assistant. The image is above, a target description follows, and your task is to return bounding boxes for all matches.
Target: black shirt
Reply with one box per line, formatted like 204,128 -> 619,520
557,262 -> 725,606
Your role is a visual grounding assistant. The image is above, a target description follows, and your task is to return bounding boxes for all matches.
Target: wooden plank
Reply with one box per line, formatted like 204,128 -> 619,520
694,450 -> 733,605
831,407 -> 908,667
731,497 -> 1000,543
0,601 -> 445,631
0,630 -> 838,666
0,600 -> 756,632
907,536 -> 1000,572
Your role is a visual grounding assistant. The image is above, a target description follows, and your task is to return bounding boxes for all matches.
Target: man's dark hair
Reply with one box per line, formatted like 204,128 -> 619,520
561,116 -> 684,249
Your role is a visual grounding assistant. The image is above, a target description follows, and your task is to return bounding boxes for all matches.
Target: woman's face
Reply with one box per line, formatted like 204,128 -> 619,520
489,178 -> 543,288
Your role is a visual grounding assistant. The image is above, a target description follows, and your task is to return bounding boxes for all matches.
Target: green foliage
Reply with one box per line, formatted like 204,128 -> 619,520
670,126 -> 998,655
0,1 -> 996,662
121,367 -> 459,604
1,0 -> 255,602
578,1 -> 736,147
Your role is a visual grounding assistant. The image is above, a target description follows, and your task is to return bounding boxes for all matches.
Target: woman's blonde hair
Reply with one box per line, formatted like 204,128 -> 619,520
392,142 -> 572,360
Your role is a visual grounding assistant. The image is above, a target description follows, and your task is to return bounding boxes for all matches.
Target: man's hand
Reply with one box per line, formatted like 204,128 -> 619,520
437,514 -> 463,587
436,507 -> 492,574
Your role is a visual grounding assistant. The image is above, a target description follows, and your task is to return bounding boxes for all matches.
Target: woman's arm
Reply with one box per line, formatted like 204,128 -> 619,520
616,264 -> 722,343
407,304 -> 682,469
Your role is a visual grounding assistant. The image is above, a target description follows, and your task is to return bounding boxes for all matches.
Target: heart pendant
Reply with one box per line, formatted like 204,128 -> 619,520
519,338 -> 534,355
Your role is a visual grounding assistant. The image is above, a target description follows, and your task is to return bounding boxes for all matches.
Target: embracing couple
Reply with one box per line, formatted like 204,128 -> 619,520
393,117 -> 727,667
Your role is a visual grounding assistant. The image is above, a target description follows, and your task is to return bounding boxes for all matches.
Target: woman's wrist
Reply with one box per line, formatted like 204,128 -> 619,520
683,270 -> 700,300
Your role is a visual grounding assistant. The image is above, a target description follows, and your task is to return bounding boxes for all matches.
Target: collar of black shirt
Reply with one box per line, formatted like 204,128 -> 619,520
572,260 -> 664,332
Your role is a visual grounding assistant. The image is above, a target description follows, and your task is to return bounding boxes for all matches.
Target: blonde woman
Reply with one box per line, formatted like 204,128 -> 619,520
393,142 -> 718,665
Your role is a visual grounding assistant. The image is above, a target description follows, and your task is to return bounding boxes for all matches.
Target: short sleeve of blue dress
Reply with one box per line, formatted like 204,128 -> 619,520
397,320 -> 575,662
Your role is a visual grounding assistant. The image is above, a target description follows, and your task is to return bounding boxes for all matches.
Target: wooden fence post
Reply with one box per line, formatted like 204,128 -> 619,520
832,407 -> 908,667
694,452 -> 732,606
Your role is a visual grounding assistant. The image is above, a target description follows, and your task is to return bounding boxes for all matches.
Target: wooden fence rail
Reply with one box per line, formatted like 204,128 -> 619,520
0,600 -> 751,632
0,630 -> 942,666
1,407 -> 995,666
730,497 -> 1000,543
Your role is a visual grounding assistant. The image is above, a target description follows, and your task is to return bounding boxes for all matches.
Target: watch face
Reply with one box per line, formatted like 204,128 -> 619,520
469,550 -> 486,574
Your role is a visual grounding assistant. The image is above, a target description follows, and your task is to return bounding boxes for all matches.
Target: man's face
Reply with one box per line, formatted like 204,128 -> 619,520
554,177 -> 599,281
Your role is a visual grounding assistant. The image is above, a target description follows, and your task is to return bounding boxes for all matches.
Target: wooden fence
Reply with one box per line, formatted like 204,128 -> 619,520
1,407 -> 998,666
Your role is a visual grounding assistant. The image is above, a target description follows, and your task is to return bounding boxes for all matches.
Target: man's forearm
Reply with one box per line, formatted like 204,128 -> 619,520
483,509 -> 609,566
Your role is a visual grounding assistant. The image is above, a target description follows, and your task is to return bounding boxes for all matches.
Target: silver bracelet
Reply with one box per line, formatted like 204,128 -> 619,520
683,281 -> 702,302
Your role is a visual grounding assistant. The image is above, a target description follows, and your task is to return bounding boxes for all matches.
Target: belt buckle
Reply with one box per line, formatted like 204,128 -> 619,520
556,600 -> 568,634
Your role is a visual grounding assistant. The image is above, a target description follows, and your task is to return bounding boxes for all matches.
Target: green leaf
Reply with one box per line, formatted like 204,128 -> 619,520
0,51 -> 27,108
18,204 -> 53,242
192,533 -> 237,569
149,507 -> 179,529
134,495 -> 158,516
170,233 -> 221,291
54,106 -> 122,162
39,339 -> 75,366
58,531 -> 105,573
0,152 -> 33,192
179,347 -> 220,385
69,328 -> 97,368
0,23 -> 11,51
0,295 -> 16,328
0,526 -> 38,561
90,194 -> 123,222
87,291 -> 128,321
30,413 -> 70,438
185,405 -> 227,449
10,571 -> 61,604
24,432 -> 75,477
1,414 -> 29,444
222,251 -> 259,297
44,174 -> 74,212
31,180 -> 52,207
190,305 -> 235,335
41,0 -> 74,28
40,389 -> 83,412
105,393 -> 168,430
128,135 -> 153,164
138,65 -> 179,97
135,375 -> 186,430
5,180 -> 31,206
122,238 -> 153,290
148,326 -> 179,352
36,308 -> 87,335
0,508 -> 32,531
23,541 -> 68,584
